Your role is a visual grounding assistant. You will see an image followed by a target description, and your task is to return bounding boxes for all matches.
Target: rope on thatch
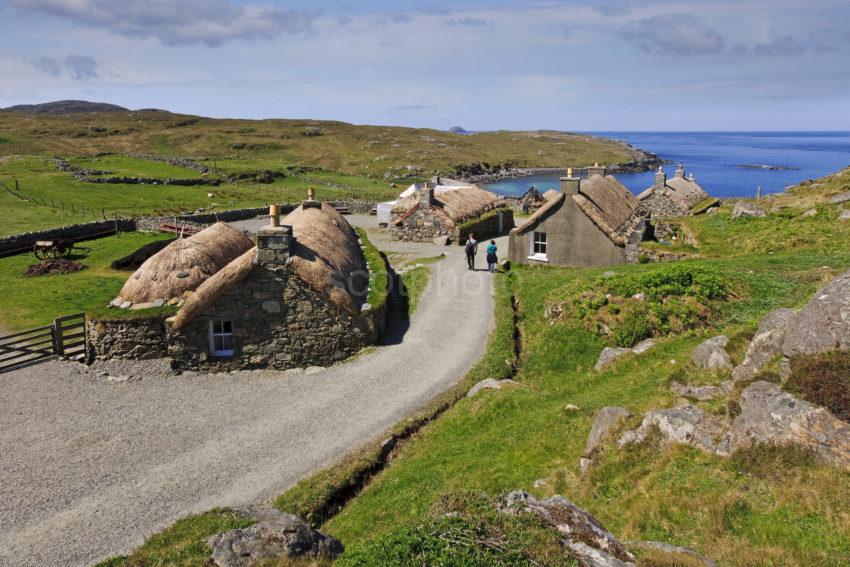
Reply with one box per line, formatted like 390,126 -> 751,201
513,192 -> 566,235
117,222 -> 253,305
171,248 -> 257,330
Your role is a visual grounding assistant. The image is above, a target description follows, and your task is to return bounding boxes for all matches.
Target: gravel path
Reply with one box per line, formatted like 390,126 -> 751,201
0,229 -> 504,567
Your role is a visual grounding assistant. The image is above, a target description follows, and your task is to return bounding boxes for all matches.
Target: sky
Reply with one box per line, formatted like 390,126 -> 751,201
1,0 -> 849,131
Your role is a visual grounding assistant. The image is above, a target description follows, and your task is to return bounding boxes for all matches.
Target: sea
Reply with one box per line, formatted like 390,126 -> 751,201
483,132 -> 850,199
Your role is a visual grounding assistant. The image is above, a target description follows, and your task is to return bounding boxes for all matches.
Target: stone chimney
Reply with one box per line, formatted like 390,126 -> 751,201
560,167 -> 581,196
418,183 -> 434,207
257,205 -> 293,267
675,164 -> 686,179
654,166 -> 667,190
586,162 -> 607,178
304,187 -> 320,209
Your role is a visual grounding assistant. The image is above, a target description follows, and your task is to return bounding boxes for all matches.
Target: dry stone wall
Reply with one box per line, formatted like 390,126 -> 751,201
87,315 -> 168,361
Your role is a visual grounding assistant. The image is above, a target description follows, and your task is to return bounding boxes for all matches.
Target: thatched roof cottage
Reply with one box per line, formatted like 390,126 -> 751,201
508,168 -> 645,267
637,165 -> 713,218
389,177 -> 514,244
91,197 -> 386,371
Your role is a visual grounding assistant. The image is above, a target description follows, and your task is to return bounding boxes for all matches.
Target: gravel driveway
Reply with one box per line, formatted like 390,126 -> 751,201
0,226 -> 504,567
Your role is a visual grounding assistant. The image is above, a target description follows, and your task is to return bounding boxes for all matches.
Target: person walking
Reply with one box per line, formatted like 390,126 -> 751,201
464,233 -> 478,271
486,240 -> 498,273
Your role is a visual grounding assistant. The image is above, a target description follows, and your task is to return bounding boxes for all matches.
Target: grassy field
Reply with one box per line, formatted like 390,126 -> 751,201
0,231 -> 172,332
0,109 -> 642,236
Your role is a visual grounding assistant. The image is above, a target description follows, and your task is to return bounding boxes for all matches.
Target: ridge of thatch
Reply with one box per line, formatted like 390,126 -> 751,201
171,247 -> 257,330
393,185 -> 502,224
117,222 -> 253,305
171,202 -> 367,330
512,192 -> 566,235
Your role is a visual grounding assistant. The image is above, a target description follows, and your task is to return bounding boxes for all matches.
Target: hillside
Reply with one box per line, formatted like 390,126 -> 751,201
3,100 -> 130,114
0,107 -> 649,180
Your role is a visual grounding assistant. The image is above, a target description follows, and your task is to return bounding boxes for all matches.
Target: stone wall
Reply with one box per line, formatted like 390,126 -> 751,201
388,205 -> 455,242
457,208 -> 514,245
167,264 -> 380,372
87,315 -> 168,361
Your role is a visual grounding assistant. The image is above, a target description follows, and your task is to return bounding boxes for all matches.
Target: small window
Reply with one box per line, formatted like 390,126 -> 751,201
529,231 -> 548,261
209,320 -> 234,357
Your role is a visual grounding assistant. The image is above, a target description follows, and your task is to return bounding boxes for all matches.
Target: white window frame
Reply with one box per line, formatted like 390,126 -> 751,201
208,320 -> 234,357
528,231 -> 548,262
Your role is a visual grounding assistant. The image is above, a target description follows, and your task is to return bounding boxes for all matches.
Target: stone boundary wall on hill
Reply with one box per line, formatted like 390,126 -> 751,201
0,201 -> 378,257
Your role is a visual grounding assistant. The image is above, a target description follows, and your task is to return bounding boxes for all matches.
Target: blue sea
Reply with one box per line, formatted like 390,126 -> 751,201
484,132 -> 850,199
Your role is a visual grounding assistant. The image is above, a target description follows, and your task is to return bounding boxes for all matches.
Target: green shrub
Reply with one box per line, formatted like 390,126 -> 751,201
786,351 -> 850,422
613,308 -> 653,347
337,492 -> 574,567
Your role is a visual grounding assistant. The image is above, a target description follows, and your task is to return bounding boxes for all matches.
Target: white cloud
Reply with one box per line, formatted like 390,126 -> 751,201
28,54 -> 102,80
9,0 -> 316,47
620,13 -> 725,56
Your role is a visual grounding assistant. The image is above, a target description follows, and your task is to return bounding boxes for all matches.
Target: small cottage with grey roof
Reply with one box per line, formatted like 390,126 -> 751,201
637,165 -> 716,239
508,167 -> 645,267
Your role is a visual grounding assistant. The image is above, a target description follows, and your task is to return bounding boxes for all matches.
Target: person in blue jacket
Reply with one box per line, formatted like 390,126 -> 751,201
486,240 -> 498,273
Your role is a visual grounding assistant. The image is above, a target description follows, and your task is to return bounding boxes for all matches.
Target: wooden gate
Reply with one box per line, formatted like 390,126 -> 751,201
0,313 -> 87,374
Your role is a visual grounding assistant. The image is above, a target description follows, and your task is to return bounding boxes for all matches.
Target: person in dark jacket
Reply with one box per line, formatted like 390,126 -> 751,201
486,240 -> 498,273
464,233 -> 478,270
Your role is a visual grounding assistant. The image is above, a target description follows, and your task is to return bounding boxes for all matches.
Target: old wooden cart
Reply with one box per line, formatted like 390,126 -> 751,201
33,239 -> 75,260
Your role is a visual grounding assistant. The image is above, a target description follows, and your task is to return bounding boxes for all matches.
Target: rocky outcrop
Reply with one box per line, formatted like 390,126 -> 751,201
618,405 -> 732,456
733,308 -> 795,382
732,202 -> 767,219
691,336 -> 732,372
619,381 -> 850,470
595,339 -> 655,371
670,381 -> 731,401
500,491 -> 635,567
783,269 -> 850,357
207,511 -> 343,566
466,378 -> 522,398
730,381 -> 850,469
585,407 -> 632,457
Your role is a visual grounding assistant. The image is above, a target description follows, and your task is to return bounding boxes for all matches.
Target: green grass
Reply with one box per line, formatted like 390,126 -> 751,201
323,246 -> 850,566
70,154 -> 205,179
356,228 -> 388,312
94,509 -> 253,567
0,231 -> 172,331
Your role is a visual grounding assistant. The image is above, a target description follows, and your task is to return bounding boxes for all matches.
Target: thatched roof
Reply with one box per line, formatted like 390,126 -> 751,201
518,187 -> 546,204
171,202 -> 367,330
513,192 -> 565,235
512,175 -> 642,245
542,189 -> 560,201
117,222 -> 253,305
574,174 -> 640,241
393,185 -> 502,225
638,171 -> 710,213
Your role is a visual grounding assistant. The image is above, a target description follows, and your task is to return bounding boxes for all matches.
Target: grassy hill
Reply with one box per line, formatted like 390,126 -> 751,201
0,108 -> 646,236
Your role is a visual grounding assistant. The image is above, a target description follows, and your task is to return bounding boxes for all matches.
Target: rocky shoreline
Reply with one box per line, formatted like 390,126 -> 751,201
460,149 -> 664,184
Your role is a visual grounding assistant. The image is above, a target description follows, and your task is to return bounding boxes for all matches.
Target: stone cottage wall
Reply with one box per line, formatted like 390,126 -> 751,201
388,206 -> 455,242
167,265 -> 381,372
638,193 -> 686,241
87,315 -> 168,360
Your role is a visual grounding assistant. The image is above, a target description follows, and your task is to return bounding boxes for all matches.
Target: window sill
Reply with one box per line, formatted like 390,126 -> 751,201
211,351 -> 234,358
528,254 -> 548,262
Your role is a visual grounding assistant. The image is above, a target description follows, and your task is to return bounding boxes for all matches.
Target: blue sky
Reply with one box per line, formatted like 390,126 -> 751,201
1,0 -> 849,130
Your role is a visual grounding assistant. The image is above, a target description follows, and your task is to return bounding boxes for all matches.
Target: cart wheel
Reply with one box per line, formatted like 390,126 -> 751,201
33,248 -> 46,260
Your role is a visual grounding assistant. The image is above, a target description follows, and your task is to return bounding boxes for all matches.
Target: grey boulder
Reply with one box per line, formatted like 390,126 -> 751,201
466,378 -> 521,398
595,340 -> 655,371
207,512 -> 343,566
733,308 -> 795,382
730,381 -> 850,470
732,202 -> 767,219
783,269 -> 850,357
585,406 -> 632,457
618,405 -> 731,457
500,491 -> 635,567
691,336 -> 732,372
670,381 -> 730,401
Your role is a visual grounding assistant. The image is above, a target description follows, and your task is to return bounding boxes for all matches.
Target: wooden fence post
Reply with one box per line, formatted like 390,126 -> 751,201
52,318 -> 63,356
